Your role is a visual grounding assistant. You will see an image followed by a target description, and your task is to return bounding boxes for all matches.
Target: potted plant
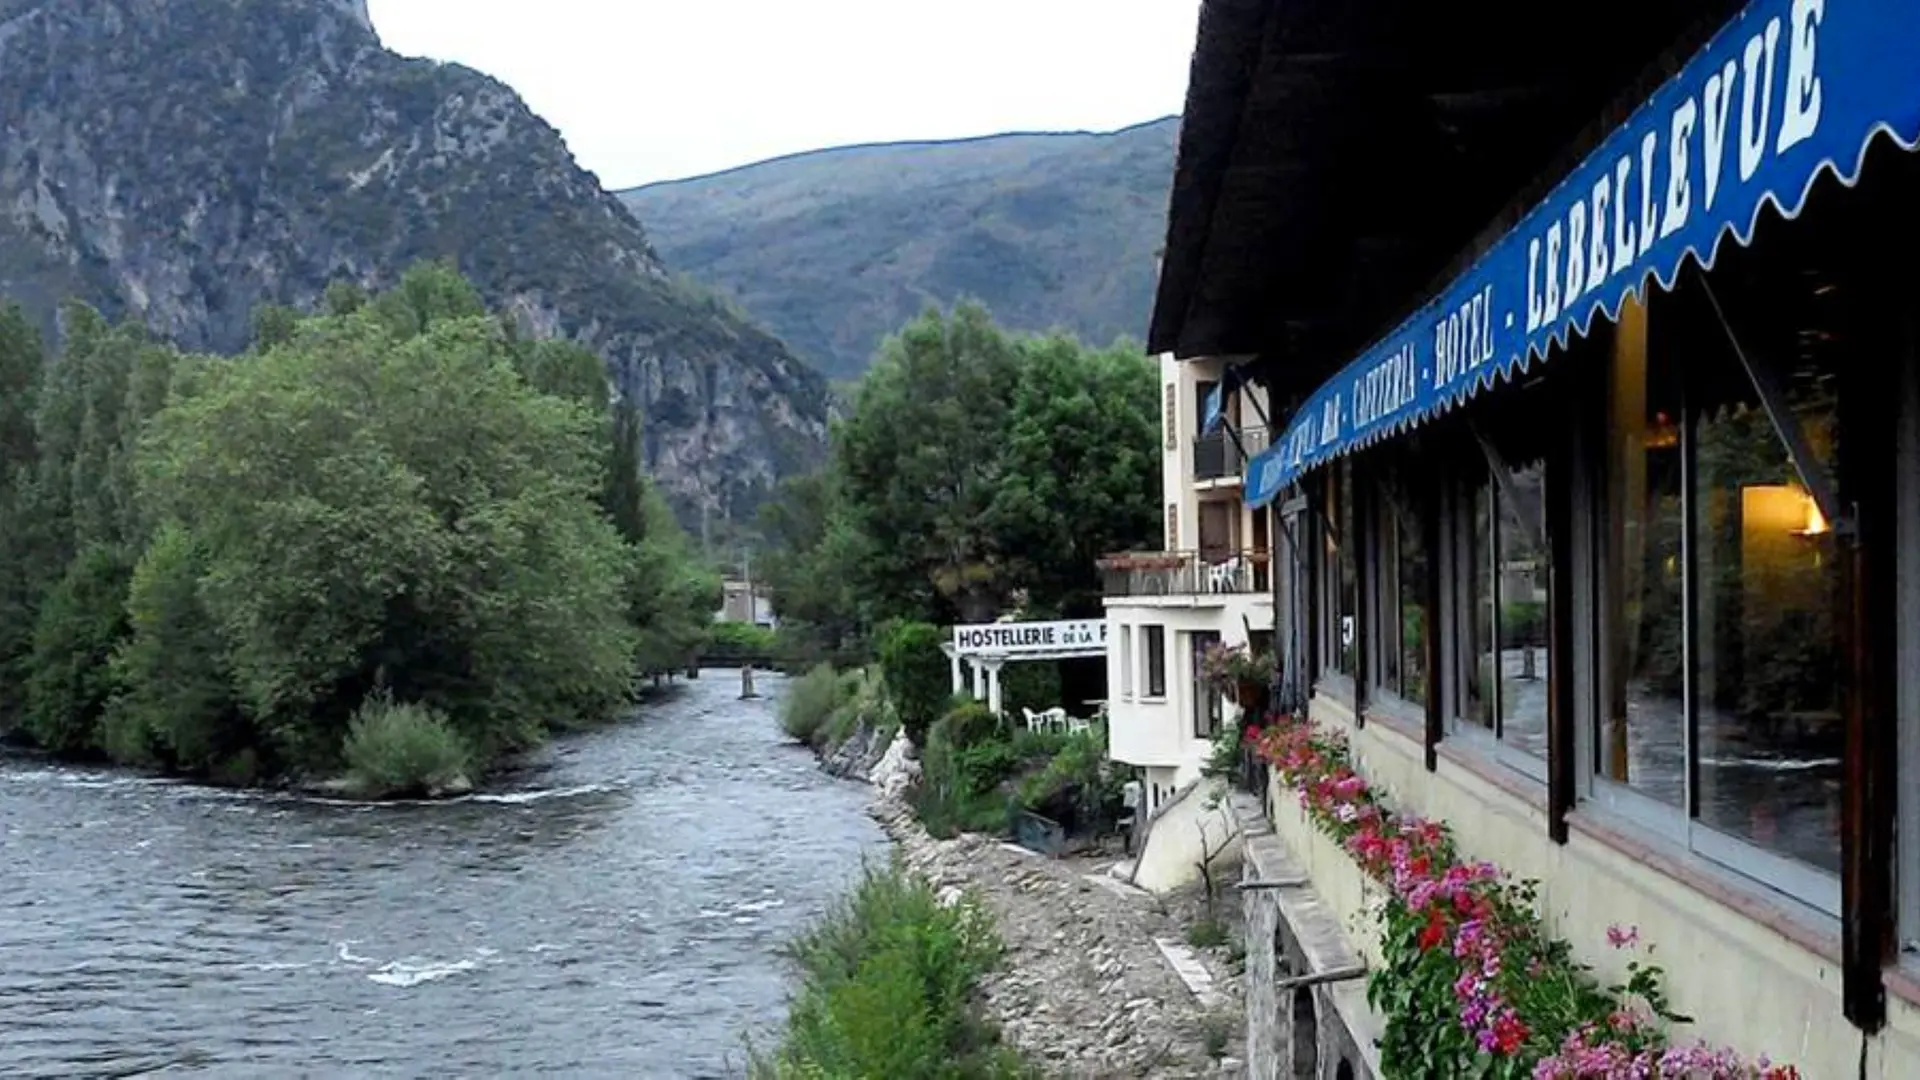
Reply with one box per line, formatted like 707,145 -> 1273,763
1200,641 -> 1274,715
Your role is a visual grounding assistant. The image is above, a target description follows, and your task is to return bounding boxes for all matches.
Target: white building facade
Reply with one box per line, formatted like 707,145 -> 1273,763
1103,352 -> 1275,817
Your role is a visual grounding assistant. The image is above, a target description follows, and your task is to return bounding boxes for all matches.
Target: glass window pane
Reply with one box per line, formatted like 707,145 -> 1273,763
1602,302 -> 1686,808
1690,349 -> 1844,874
1498,463 -> 1550,758
1192,631 -> 1223,738
1462,480 -> 1495,730
1326,464 -> 1357,676
1397,497 -> 1428,703
1146,625 -> 1166,698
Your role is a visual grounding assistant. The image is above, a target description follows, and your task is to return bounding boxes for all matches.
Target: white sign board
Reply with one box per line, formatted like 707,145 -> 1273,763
952,619 -> 1108,657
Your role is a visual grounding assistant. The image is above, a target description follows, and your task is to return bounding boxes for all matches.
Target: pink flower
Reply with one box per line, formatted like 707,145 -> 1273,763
1606,923 -> 1640,950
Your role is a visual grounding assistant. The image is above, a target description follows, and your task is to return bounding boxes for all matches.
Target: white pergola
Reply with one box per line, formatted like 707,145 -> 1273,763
945,619 -> 1107,716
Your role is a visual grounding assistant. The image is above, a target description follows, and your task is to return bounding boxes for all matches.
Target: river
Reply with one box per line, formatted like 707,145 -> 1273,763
0,673 -> 886,1078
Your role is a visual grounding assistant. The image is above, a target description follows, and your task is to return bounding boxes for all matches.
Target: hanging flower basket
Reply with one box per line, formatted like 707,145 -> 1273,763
1200,641 -> 1274,707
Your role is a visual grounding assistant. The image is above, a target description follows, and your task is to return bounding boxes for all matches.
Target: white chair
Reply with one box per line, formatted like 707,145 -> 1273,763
1208,556 -> 1244,593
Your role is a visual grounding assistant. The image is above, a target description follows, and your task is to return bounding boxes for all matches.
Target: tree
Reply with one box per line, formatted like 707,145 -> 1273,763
762,303 -> 1160,659
989,335 -> 1159,617
0,263 -> 750,783
0,305 -> 44,730
136,293 -> 637,768
876,619 -> 952,748
835,303 -> 1021,625
23,546 -> 128,755
104,522 -> 245,773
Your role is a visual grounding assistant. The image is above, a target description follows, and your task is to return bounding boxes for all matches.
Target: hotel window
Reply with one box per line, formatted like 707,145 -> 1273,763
1144,625 -> 1167,699
1450,412 -> 1552,766
1318,463 -> 1358,680
1594,263 -> 1855,909
1119,625 -> 1135,699
1192,630 -> 1223,738
1372,459 -> 1429,708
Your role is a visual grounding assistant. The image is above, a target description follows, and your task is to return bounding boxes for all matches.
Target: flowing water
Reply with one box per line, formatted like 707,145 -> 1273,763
0,673 -> 886,1078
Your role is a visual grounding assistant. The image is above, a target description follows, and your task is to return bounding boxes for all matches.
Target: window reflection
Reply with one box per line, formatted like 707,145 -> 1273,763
1464,481 -> 1495,729
1497,462 -> 1550,758
1394,490 -> 1428,704
1602,299 -> 1686,808
1690,331 -> 1844,874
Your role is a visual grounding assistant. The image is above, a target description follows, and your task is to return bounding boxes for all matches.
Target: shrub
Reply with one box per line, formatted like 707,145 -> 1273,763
342,696 -> 473,798
708,620 -> 778,660
821,667 -> 897,751
876,619 -> 950,747
758,862 -> 1032,1080
781,664 -> 847,746
938,699 -> 1001,749
915,713 -> 1017,839
1012,726 -> 1126,835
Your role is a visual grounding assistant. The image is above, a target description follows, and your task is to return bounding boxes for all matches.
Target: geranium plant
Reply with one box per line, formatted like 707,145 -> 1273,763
1247,716 -> 1800,1079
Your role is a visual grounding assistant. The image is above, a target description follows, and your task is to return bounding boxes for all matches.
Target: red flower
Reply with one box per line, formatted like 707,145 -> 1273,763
1418,910 -> 1447,952
1491,1011 -> 1529,1055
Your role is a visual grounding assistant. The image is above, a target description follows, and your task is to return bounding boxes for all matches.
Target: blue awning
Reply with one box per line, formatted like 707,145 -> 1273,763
1246,0 -> 1920,509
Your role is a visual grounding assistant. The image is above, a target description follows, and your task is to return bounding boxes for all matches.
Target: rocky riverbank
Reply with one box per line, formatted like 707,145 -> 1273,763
867,796 -> 1246,1077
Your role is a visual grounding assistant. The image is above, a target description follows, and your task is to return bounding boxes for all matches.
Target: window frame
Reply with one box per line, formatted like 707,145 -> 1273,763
1580,286 -> 1856,917
1144,624 -> 1167,701
1191,629 -> 1224,740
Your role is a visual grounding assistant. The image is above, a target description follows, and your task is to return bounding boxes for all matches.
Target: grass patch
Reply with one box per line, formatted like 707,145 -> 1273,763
754,862 -> 1036,1079
1185,918 -> 1230,950
1198,1012 -> 1235,1060
341,696 -> 473,799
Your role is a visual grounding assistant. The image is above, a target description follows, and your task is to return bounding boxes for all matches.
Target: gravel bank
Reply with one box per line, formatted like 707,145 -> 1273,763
868,797 -> 1246,1078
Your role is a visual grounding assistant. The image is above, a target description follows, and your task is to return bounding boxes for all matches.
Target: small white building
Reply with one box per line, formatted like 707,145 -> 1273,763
1102,352 -> 1274,819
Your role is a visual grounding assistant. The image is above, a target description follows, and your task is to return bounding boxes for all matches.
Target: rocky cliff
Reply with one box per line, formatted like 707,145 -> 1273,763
0,0 -> 829,519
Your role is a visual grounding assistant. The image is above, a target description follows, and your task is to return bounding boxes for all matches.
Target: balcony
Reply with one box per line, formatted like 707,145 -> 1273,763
1098,549 -> 1272,598
1191,425 -> 1273,482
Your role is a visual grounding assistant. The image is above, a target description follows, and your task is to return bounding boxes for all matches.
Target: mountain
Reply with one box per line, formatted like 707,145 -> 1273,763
619,119 -> 1179,381
0,0 -> 829,522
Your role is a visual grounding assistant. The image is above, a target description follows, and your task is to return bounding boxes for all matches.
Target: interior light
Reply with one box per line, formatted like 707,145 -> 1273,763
1800,494 -> 1830,537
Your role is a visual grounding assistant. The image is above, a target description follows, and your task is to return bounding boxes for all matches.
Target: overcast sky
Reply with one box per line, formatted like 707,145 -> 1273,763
365,0 -> 1200,190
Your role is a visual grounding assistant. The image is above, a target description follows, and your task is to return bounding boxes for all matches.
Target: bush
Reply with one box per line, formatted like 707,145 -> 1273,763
822,667 -> 898,751
709,620 -> 778,660
938,699 -> 1001,749
781,664 -> 847,746
915,713 -> 1016,839
757,862 -> 1032,1080
876,619 -> 950,747
342,696 -> 473,798
1012,726 -> 1126,835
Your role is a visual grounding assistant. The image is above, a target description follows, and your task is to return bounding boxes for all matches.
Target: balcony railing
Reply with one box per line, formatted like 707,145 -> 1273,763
1192,425 -> 1274,482
1098,549 -> 1272,598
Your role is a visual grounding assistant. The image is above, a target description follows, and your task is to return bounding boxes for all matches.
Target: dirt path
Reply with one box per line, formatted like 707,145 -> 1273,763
869,798 -> 1246,1078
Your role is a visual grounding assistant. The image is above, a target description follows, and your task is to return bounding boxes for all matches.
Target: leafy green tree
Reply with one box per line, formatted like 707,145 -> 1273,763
835,303 -> 1021,625
23,546 -> 129,755
104,522 -> 244,772
136,268 -> 638,770
989,335 -> 1159,616
763,303 -> 1159,662
0,305 -> 45,729
876,619 -> 951,747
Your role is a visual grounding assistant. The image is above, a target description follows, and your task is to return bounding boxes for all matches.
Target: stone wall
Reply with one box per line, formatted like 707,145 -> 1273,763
1230,792 -> 1380,1080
